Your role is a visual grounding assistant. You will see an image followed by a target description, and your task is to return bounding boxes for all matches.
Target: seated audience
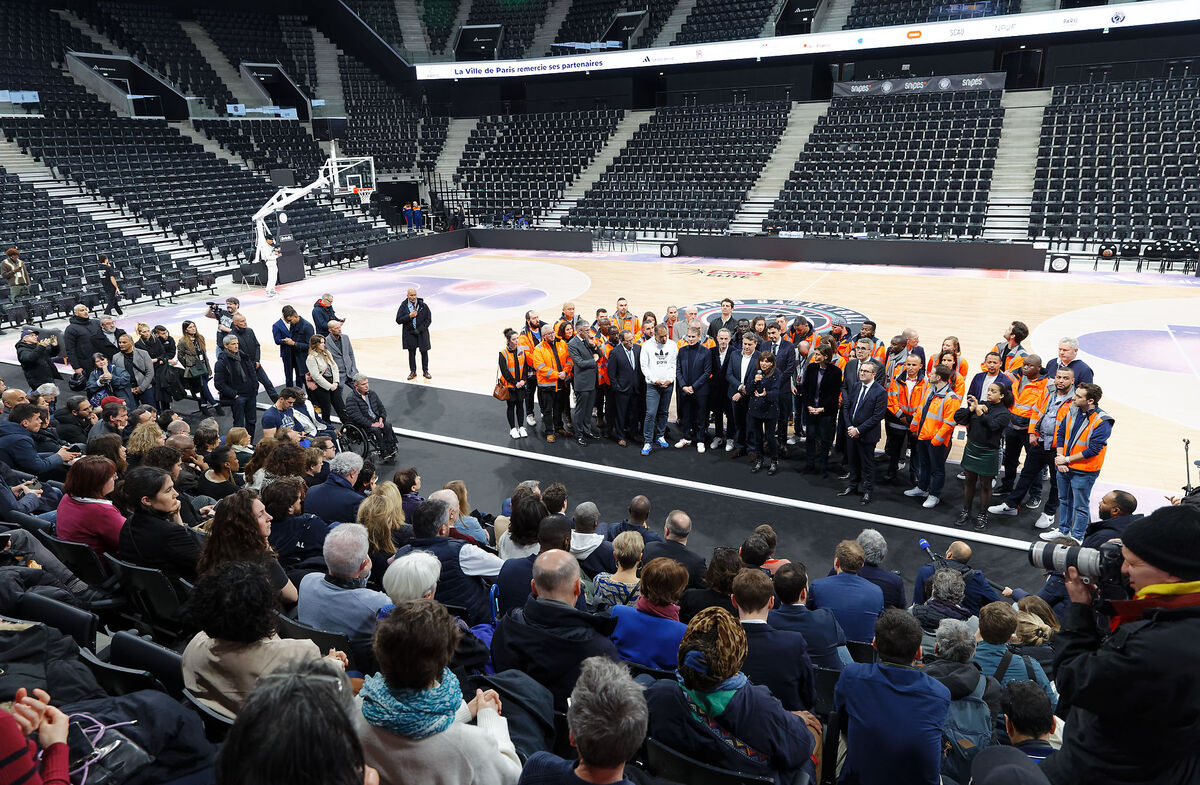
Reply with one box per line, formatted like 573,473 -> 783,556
125,421 -> 165,467
396,498 -> 503,626
641,510 -> 706,589
680,547 -> 741,623
496,491 -> 544,560
569,501 -> 617,578
610,557 -> 689,670
732,568 -> 814,711
357,488 -> 411,589
644,607 -> 819,784
442,480 -> 490,545
835,609 -> 951,785
182,561 -> 345,718
354,460 -> 376,494
216,658 -> 376,785
738,534 -> 771,572
305,452 -> 368,523
195,445 -> 241,500
140,444 -> 208,528
912,568 -> 974,635
117,465 -> 201,580
491,549 -> 620,710
599,496 -> 663,544
591,530 -> 643,608
85,431 -> 127,476
754,523 -> 790,575
297,523 -> 391,668
1012,609 -> 1056,679
923,618 -> 1003,726
912,540 -> 1003,614
999,680 -> 1057,762
518,657 -> 648,785
258,443 -> 308,489
54,454 -> 123,559
52,395 -> 96,444
496,515 -> 588,618
767,562 -> 850,670
394,466 -> 424,521
261,477 -> 329,574
357,599 -> 521,785
854,528 -> 906,609
808,539 -> 884,643
0,403 -> 78,481
226,426 -> 254,464
243,437 -> 278,490
971,602 -> 1058,708
198,489 -> 298,605
0,685 -> 70,783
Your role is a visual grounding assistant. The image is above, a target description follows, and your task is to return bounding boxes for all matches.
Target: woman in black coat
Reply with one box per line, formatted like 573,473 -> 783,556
746,352 -> 781,475
953,382 -> 1014,530
801,344 -> 843,476
136,324 -> 183,405
394,289 -> 432,380
117,465 -> 201,581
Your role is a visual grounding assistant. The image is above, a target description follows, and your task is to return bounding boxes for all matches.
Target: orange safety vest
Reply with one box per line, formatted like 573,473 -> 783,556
833,336 -> 855,363
556,338 -> 573,381
1027,387 -> 1073,437
499,348 -> 527,389
531,339 -> 563,386
597,341 -> 613,386
887,375 -> 928,420
912,384 -> 960,446
927,354 -> 969,381
1005,371 -> 1050,422
553,314 -> 576,335
517,325 -> 541,353
982,342 -> 1028,374
1054,406 -> 1112,473
613,313 -> 640,336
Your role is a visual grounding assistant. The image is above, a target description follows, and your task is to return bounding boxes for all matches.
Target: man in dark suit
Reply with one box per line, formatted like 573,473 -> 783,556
840,360 -> 888,504
966,351 -> 1013,401
708,327 -> 735,451
768,563 -> 849,670
764,323 -> 796,453
809,540 -> 884,643
566,319 -> 599,445
835,338 -> 875,470
733,568 -> 815,711
725,332 -> 761,459
641,509 -> 706,589
495,515 -> 588,618
605,330 -> 641,447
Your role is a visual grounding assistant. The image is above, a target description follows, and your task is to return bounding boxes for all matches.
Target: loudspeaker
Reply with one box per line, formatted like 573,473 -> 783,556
1048,254 -> 1070,274
660,243 -> 677,258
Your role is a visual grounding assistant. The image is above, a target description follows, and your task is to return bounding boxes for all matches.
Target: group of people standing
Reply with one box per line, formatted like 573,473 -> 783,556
497,299 -> 1111,534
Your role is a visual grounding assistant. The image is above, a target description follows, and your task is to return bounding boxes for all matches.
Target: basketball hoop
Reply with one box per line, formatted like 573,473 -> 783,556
353,187 -> 374,205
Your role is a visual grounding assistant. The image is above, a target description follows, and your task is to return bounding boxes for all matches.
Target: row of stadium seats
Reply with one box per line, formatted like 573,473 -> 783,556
338,54 -> 437,173
195,8 -> 318,97
672,0 -> 777,46
343,0 -> 404,51
193,118 -> 326,181
465,0 -> 551,60
845,0 -> 1022,29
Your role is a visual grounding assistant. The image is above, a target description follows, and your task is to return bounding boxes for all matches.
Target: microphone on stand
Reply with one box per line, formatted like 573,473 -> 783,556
918,538 -> 937,563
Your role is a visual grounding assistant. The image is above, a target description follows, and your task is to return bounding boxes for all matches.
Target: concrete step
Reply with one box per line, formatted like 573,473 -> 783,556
311,29 -> 345,104
52,9 -> 124,56
983,89 -> 1051,238
172,122 -> 254,171
529,0 -> 574,57
656,0 -> 700,47
178,20 -> 262,107
394,0 -> 433,60
813,0 -> 853,32
732,101 -> 829,228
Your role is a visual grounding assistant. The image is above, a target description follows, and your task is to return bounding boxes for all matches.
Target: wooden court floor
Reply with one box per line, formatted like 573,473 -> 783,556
16,246 -> 1198,499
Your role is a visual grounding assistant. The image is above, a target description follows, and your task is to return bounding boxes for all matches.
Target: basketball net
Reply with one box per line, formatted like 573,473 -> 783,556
353,186 -> 374,205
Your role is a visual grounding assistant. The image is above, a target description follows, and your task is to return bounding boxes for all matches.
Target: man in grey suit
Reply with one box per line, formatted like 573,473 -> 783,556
567,318 -> 599,445
325,320 -> 359,386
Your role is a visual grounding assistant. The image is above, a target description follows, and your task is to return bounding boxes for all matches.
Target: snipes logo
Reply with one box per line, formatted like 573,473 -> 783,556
906,29 -> 922,39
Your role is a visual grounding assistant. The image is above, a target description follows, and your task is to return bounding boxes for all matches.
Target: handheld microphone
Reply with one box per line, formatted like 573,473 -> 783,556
918,538 -> 937,562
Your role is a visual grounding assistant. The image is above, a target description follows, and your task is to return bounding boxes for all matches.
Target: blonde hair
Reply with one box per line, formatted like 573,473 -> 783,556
126,422 -> 164,456
371,481 -> 405,510
442,479 -> 471,517
1015,611 -> 1052,646
226,427 -> 251,447
355,489 -> 405,555
612,530 -> 645,569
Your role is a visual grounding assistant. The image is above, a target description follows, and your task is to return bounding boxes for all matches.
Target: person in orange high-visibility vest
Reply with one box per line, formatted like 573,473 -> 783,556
594,318 -> 615,431
634,312 -> 657,345
854,320 -> 888,363
1044,382 -> 1114,542
499,328 -> 530,439
927,336 -> 969,381
612,297 -> 640,337
529,324 -> 564,442
553,302 -> 577,335
517,310 -> 543,428
553,321 -> 575,436
905,362 -> 961,509
981,320 -> 1030,374
996,354 -> 1050,497
829,316 -> 855,364
884,353 -> 927,486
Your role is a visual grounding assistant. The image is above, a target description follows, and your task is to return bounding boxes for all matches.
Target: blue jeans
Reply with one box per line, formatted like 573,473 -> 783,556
1056,470 -> 1097,541
915,441 -> 949,497
643,383 -> 673,444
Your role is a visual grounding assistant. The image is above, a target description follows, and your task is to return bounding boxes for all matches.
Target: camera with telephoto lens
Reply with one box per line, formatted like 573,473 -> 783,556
205,301 -> 223,319
1028,541 -> 1125,589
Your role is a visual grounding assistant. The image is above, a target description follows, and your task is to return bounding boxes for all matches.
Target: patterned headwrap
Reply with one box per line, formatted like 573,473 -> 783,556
676,607 -> 747,691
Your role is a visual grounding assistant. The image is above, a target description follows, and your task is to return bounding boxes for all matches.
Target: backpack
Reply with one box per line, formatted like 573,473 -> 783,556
941,673 -> 994,782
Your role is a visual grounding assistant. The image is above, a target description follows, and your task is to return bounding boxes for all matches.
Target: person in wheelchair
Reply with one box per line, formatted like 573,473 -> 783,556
344,375 -> 397,463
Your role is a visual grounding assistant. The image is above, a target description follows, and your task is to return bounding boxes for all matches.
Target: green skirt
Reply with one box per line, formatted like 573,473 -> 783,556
961,441 -> 1001,477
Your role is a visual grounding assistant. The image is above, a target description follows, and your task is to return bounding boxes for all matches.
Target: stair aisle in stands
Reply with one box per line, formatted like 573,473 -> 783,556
813,0 -> 853,32
537,110 -> 656,229
432,117 -> 481,209
394,0 -> 433,61
312,29 -> 345,105
730,100 -> 829,233
760,0 -> 789,36
51,9 -> 125,57
527,0 -> 575,58
652,0 -> 701,48
983,88 -> 1052,241
178,19 -> 262,108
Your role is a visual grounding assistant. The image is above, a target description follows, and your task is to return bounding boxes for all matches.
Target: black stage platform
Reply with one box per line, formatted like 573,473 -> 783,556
4,360 -> 1046,600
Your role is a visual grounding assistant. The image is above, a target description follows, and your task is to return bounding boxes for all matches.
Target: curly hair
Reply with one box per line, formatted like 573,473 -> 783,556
262,477 -> 306,523
677,607 -> 747,691
198,489 -> 273,575
264,442 -> 307,478
704,547 -> 742,595
126,421 -> 164,457
243,437 -> 279,480
183,560 -> 277,643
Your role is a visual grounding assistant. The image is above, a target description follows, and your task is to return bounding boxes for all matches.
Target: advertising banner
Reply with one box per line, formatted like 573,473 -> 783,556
832,71 -> 1007,96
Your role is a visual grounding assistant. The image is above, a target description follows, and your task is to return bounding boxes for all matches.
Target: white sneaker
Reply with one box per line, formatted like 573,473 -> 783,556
904,486 -> 928,498
710,437 -> 722,450
675,438 -> 692,449
989,503 -> 1019,516
1039,528 -> 1064,541
991,477 -> 1003,489
956,472 -> 966,481
1035,513 -> 1056,530
509,427 -> 520,438
525,414 -> 537,427
787,435 -> 799,446
724,439 -> 734,452
922,495 -> 940,509
697,442 -> 706,454
641,443 -> 652,456
518,426 -> 528,438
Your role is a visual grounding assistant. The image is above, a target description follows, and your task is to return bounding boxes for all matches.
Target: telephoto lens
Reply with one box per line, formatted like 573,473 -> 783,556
1028,541 -> 1125,586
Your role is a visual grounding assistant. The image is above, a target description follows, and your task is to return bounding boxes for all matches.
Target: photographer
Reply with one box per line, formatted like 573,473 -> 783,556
1043,506 -> 1200,784
15,330 -> 61,390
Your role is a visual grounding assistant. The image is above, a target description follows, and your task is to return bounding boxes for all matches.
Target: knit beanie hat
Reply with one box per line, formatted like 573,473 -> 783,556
1121,506 -> 1200,581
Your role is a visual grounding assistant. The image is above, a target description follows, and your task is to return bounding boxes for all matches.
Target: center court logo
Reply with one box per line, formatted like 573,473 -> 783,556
693,299 -> 869,334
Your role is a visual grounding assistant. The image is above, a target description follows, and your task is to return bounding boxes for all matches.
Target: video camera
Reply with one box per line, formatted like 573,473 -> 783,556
205,301 -> 224,319
1028,541 -> 1125,592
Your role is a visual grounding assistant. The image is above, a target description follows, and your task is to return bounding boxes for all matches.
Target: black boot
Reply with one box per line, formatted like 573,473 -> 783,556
751,458 -> 763,473
767,460 -> 779,476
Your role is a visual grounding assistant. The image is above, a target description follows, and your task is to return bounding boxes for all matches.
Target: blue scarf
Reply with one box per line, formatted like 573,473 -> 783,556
360,668 -> 462,739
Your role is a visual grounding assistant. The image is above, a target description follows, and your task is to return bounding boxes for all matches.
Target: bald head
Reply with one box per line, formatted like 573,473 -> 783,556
947,541 -> 972,563
532,549 -> 580,603
628,495 -> 651,525
165,434 -> 195,455
427,489 -> 459,523
2,389 -> 29,409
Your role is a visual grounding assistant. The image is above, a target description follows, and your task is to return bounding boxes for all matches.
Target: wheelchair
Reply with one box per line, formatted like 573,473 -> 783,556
335,420 -> 397,464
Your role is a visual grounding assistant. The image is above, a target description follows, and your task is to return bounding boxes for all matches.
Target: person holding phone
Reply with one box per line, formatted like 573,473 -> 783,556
953,382 -> 1014,530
